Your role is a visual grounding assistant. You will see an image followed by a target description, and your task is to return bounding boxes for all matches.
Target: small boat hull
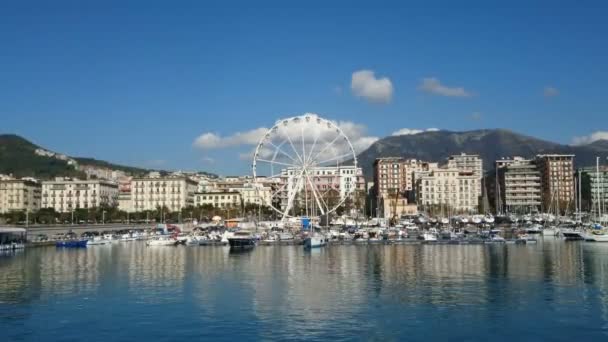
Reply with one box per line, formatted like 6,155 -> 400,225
304,236 -> 327,248
228,238 -> 256,249
56,240 -> 88,248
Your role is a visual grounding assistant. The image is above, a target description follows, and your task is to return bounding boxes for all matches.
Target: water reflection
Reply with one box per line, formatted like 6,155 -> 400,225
1,241 -> 608,340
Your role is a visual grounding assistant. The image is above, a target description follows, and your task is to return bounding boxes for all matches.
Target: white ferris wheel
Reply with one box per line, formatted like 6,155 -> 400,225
252,113 -> 358,219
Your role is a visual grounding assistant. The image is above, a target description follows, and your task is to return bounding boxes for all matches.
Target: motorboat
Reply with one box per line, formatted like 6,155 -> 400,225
146,236 -> 177,246
87,237 -> 112,245
483,215 -> 495,224
516,234 -> 537,244
228,231 -> 257,249
304,235 -> 327,248
420,228 -> 438,241
542,226 -> 559,237
279,232 -> 294,241
525,224 -> 542,234
560,228 -> 585,240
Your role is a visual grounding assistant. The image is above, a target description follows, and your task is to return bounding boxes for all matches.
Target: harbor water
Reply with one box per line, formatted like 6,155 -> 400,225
2,240 -> 608,341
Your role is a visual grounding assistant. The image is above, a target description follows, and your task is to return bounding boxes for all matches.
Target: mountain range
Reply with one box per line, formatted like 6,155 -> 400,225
356,129 -> 608,179
0,134 -> 204,180
2,131 -> 607,181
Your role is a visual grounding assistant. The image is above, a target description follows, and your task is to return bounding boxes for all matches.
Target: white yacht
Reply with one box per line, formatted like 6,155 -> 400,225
87,236 -> 112,245
420,228 -> 438,241
146,236 -> 177,246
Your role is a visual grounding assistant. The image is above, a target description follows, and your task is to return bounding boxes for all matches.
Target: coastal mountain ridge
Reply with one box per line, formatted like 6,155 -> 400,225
0,134 -> 217,180
356,129 -> 608,179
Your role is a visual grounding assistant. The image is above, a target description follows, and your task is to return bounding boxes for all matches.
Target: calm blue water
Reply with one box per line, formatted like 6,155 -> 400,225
2,241 -> 608,341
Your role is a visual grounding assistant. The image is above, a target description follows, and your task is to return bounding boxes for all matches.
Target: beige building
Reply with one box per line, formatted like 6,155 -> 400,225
447,153 -> 483,178
417,168 -> 481,213
496,157 -> 542,213
41,178 -> 118,212
535,154 -> 575,212
380,193 -> 418,219
131,177 -> 198,212
194,191 -> 242,208
0,179 -> 42,214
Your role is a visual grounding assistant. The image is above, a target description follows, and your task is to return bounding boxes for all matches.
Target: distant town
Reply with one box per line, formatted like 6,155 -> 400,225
1,151 -> 606,225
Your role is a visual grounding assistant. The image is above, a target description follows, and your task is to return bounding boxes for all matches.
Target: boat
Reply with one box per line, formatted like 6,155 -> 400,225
279,232 -> 294,241
490,235 -> 505,243
560,228 -> 585,240
525,224 -> 542,234
420,228 -> 438,241
228,231 -> 257,249
542,226 -> 559,237
304,235 -> 327,248
56,239 -> 88,248
516,234 -> 537,244
146,236 -> 178,246
87,237 -> 112,245
585,225 -> 608,242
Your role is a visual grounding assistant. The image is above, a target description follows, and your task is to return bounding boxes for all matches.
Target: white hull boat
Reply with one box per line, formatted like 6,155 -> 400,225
146,237 -> 177,246
88,238 -> 112,245
304,235 -> 327,248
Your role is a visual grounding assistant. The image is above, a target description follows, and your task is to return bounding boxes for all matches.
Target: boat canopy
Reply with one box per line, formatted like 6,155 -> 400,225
0,227 -> 27,233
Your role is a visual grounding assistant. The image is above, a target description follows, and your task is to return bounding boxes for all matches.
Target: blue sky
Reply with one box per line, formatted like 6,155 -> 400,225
1,1 -> 607,175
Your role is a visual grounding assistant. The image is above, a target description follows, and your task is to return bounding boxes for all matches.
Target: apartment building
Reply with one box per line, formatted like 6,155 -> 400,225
373,157 -> 439,198
0,178 -> 42,214
581,165 -> 608,216
447,153 -> 483,179
194,191 -> 242,208
416,168 -> 481,213
130,177 -> 198,212
495,157 -> 542,213
41,178 -> 118,212
535,154 -> 575,212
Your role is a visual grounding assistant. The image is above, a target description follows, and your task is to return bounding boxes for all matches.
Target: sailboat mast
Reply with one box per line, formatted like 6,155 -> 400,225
597,157 -> 601,222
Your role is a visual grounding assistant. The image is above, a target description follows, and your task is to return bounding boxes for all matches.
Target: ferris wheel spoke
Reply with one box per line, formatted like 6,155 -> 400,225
256,158 -> 300,168
306,132 -> 320,166
316,152 -> 354,166
285,132 -> 305,166
266,140 -> 298,164
305,174 -> 326,215
283,172 -> 304,218
310,134 -> 341,165
269,180 -> 289,199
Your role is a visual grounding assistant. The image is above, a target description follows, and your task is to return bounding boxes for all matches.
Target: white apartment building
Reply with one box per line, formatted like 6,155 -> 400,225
131,177 -> 198,212
417,168 -> 481,213
194,191 -> 242,208
278,165 -> 365,213
496,157 -> 542,213
0,179 -> 42,214
230,184 -> 272,206
41,178 -> 118,212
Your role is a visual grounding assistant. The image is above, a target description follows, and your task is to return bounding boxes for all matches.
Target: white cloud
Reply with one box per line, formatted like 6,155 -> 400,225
391,128 -> 440,136
418,77 -> 472,97
194,114 -> 379,166
351,70 -> 393,103
544,86 -> 559,97
194,127 -> 268,149
201,157 -> 215,164
572,131 -> 608,145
